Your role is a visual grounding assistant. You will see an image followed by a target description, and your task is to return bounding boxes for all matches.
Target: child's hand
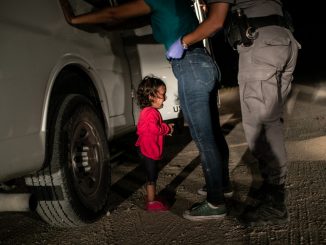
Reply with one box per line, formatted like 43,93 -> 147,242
168,123 -> 174,136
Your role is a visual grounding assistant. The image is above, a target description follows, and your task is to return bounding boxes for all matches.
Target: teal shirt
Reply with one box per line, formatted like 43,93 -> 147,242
144,0 -> 199,50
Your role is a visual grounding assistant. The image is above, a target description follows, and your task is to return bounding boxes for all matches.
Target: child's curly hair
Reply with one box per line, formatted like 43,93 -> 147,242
136,75 -> 166,109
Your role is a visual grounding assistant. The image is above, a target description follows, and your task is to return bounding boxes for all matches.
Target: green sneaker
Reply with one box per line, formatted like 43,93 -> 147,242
183,201 -> 226,221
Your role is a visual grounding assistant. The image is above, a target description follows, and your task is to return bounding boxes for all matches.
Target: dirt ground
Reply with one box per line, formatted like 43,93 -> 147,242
0,81 -> 325,245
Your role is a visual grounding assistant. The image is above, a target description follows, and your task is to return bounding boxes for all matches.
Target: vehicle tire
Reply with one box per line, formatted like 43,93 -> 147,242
25,94 -> 110,227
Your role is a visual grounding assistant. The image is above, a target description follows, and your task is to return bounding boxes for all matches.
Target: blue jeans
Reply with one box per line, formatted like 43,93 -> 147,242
171,47 -> 230,205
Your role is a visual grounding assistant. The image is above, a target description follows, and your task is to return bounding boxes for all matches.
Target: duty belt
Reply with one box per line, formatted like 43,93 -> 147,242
247,15 -> 288,29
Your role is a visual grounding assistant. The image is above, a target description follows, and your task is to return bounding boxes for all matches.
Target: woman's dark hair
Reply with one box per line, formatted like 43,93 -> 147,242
136,75 -> 166,109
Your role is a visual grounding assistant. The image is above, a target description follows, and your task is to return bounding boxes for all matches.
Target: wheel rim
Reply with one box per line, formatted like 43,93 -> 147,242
70,120 -> 104,210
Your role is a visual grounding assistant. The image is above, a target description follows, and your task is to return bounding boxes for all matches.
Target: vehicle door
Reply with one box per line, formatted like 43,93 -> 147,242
73,0 -> 135,136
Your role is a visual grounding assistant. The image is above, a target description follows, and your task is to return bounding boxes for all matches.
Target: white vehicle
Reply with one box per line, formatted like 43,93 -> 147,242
0,0 -> 181,227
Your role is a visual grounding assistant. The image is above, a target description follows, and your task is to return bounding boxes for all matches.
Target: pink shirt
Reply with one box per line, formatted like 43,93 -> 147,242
135,107 -> 171,160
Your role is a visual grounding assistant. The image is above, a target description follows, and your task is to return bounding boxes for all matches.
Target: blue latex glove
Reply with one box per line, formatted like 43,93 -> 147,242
166,38 -> 186,59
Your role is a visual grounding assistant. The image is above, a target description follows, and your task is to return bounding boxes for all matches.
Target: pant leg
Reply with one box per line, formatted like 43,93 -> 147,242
237,26 -> 300,185
171,48 -> 229,204
210,87 -> 230,188
140,153 -> 158,183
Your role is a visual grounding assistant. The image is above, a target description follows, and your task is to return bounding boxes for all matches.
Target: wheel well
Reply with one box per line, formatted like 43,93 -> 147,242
44,65 -> 107,167
51,65 -> 102,110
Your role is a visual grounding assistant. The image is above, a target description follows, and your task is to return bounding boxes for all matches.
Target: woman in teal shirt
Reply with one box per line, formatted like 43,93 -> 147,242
60,0 -> 231,221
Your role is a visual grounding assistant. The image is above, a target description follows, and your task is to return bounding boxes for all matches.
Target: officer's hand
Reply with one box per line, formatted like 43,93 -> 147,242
166,38 -> 186,59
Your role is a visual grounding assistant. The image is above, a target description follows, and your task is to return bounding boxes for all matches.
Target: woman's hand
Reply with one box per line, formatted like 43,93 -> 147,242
166,38 -> 186,60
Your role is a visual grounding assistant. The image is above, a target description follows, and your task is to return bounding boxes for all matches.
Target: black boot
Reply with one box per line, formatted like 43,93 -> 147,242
238,184 -> 288,227
245,181 -> 271,207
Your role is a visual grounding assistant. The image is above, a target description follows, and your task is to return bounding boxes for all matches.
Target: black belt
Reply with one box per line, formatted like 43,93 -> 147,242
187,41 -> 204,51
247,15 -> 288,29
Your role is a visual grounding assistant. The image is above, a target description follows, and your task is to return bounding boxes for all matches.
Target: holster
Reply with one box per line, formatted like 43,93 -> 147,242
225,9 -> 255,49
225,9 -> 294,49
224,12 -> 242,49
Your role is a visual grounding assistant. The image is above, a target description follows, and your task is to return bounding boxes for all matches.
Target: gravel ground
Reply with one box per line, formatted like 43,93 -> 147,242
0,81 -> 325,245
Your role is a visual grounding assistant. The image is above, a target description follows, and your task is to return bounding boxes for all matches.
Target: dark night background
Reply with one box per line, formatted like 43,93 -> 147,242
212,1 -> 325,87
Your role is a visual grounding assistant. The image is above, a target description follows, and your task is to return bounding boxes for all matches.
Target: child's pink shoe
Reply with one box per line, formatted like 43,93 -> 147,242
146,200 -> 169,212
